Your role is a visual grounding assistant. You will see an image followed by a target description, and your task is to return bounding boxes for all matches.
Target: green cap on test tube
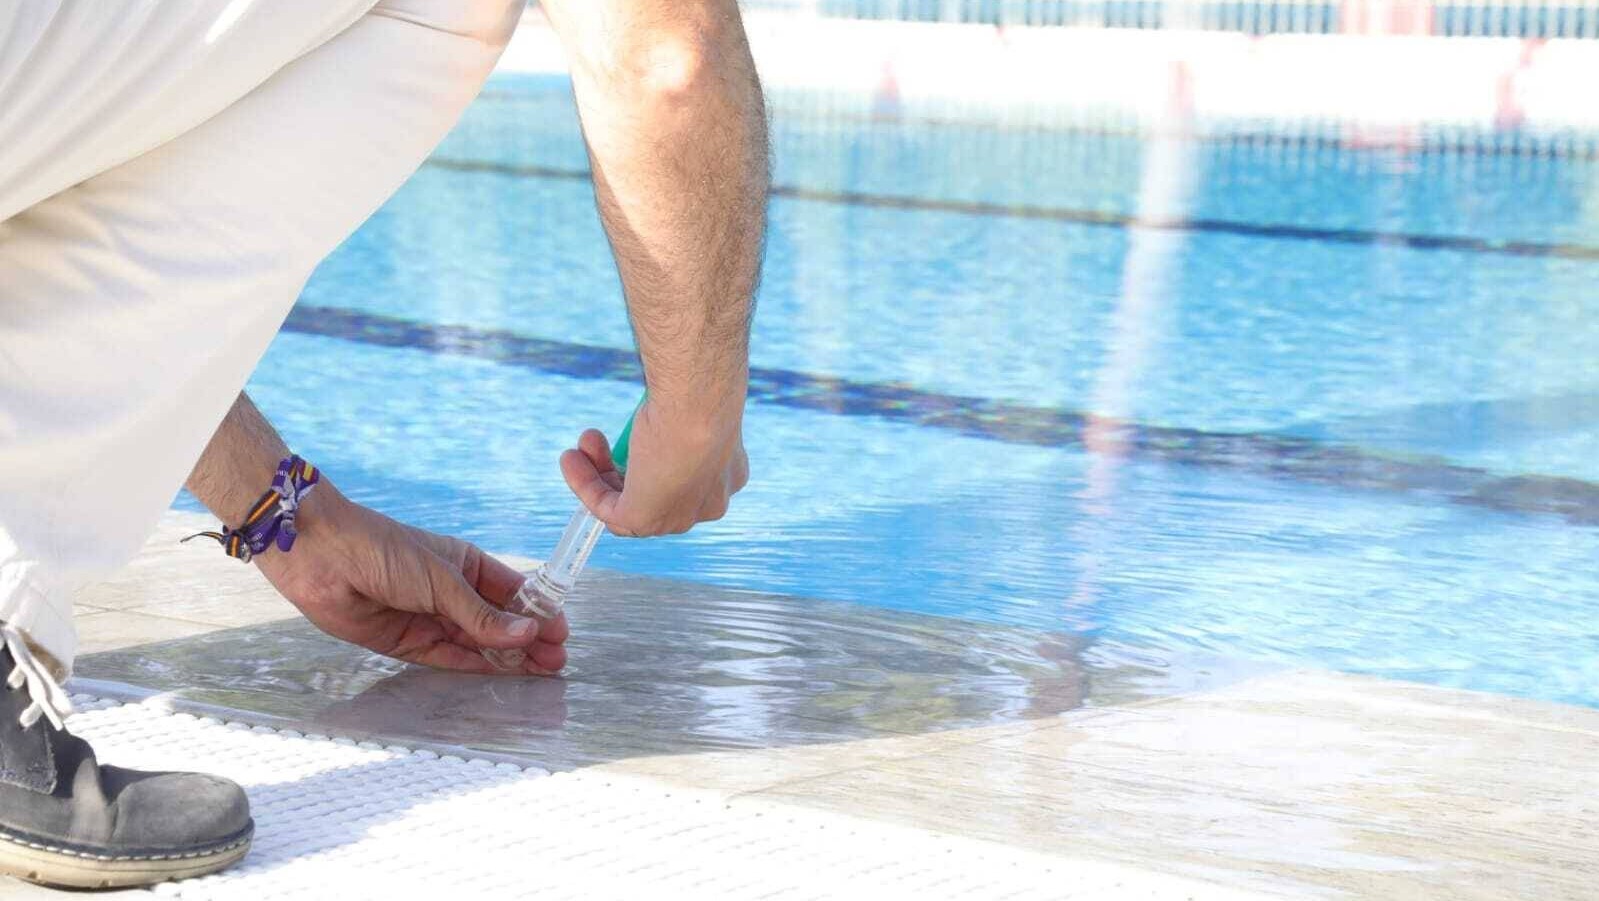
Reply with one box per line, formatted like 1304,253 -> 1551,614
612,394 -> 645,474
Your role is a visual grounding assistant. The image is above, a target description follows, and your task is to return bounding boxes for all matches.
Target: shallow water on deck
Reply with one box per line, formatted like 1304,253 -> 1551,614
76,569 -> 1271,764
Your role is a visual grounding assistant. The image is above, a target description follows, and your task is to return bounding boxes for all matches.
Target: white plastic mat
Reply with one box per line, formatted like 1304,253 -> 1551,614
59,695 -> 1276,901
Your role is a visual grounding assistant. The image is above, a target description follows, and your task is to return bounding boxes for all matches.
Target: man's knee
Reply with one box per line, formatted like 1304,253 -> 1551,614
372,0 -> 525,47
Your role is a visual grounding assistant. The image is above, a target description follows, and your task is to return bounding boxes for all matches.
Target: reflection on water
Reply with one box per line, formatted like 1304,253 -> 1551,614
74,570 -> 1266,766
211,69 -> 1599,711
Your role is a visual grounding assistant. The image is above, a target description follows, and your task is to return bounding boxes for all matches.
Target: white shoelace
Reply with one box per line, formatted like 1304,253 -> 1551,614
1,623 -> 72,730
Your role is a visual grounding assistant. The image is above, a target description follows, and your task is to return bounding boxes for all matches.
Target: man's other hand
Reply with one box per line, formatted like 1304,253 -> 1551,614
559,395 -> 749,537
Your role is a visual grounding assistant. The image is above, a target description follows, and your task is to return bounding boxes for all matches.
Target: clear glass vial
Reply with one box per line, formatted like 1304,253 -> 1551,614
481,508 -> 605,670
482,397 -> 640,671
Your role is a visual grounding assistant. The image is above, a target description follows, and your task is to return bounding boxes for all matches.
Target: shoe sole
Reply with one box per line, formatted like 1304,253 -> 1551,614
0,821 -> 252,890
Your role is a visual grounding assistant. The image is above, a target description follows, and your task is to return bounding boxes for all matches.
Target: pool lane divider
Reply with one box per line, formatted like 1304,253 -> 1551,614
423,157 -> 1599,263
282,304 -> 1599,526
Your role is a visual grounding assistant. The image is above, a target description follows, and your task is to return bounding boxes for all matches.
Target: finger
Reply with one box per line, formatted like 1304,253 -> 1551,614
576,430 -> 624,491
524,641 -> 567,674
699,497 -> 729,523
458,543 -> 527,610
422,554 -> 542,650
604,521 -> 642,539
445,610 -> 569,645
434,611 -> 567,653
399,528 -> 511,598
404,527 -> 469,568
560,447 -> 625,524
578,429 -> 616,473
536,610 -> 571,644
406,529 -> 529,611
406,530 -> 557,626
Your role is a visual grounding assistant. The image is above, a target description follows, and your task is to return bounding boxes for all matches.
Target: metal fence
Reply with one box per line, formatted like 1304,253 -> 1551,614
743,0 -> 1599,37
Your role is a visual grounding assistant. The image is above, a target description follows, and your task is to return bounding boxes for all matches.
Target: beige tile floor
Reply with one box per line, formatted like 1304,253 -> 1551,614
636,672 -> 1599,899
5,511 -> 1599,899
70,515 -> 302,650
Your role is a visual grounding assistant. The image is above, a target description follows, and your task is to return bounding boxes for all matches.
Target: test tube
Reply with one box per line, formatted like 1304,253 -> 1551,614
480,508 -> 605,671
483,398 -> 640,671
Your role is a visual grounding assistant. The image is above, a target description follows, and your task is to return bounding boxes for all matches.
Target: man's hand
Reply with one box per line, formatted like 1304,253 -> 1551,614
253,483 -> 568,675
187,393 -> 565,675
543,0 -> 767,536
560,395 -> 749,536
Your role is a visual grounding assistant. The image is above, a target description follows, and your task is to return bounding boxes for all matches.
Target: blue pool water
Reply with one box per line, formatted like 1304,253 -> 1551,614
182,74 -> 1599,708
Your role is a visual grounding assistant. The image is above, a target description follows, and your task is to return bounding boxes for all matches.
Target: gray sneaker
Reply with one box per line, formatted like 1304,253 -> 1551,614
0,634 -> 252,889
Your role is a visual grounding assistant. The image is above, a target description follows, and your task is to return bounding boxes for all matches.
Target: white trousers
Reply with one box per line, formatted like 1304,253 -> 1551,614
0,0 -> 524,676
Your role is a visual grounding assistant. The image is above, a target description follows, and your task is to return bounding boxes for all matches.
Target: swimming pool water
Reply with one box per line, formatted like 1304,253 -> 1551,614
182,73 -> 1599,708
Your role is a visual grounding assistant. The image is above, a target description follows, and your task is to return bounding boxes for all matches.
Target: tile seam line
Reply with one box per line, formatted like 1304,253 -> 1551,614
421,156 -> 1599,262
279,303 -> 1599,527
76,608 -> 226,630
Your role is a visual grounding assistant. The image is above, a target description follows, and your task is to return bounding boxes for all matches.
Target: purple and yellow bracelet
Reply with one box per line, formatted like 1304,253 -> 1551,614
183,455 -> 320,563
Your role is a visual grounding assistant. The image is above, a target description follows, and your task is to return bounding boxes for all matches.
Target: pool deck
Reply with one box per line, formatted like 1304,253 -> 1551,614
3,511 -> 1597,899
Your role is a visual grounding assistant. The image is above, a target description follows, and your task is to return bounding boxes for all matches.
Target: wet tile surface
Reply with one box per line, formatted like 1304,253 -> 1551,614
55,514 -> 1599,899
72,577 -> 1212,769
71,517 -> 1259,767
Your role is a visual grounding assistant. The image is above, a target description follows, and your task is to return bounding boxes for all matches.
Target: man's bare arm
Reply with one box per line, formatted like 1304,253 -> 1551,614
541,0 -> 768,534
543,0 -> 767,411
186,393 -> 291,527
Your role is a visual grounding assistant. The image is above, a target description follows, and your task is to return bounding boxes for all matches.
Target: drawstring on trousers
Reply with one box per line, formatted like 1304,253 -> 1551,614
1,622 -> 72,730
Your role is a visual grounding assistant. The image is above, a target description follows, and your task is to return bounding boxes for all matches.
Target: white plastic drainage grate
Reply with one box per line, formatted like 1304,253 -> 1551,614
59,695 -> 1278,901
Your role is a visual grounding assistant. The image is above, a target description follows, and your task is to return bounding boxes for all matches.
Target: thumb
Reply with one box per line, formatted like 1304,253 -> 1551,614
560,446 -> 630,533
422,555 -> 540,650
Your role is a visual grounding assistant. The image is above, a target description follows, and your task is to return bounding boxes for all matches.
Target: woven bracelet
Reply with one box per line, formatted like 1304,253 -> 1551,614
183,455 -> 320,563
